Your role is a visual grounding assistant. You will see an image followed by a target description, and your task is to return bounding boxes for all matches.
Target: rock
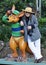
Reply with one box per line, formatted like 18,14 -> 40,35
42,48 -> 46,61
0,41 -> 12,58
0,41 -> 4,51
5,57 -> 15,61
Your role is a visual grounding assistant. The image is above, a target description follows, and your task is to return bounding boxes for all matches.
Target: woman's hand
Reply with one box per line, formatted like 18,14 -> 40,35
20,30 -> 24,34
20,21 -> 24,26
6,10 -> 11,16
27,26 -> 32,30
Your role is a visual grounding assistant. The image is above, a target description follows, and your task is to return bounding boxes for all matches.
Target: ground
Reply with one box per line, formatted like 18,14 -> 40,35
0,41 -> 46,63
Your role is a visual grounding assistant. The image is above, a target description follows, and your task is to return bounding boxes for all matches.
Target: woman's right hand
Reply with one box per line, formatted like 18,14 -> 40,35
20,30 -> 24,34
6,10 -> 11,16
20,21 -> 24,26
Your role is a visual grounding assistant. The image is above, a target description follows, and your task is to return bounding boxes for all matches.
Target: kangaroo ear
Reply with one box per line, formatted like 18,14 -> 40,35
12,4 -> 16,11
18,11 -> 24,18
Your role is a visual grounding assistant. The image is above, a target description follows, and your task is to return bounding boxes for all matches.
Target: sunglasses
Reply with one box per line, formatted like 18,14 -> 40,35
25,12 -> 31,14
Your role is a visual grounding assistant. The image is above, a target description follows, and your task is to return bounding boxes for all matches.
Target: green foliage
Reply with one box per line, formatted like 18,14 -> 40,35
39,18 -> 46,48
42,0 -> 46,17
0,22 -> 11,42
39,18 -> 46,23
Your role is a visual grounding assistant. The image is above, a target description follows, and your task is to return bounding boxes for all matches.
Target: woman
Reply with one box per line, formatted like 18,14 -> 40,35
20,7 -> 43,63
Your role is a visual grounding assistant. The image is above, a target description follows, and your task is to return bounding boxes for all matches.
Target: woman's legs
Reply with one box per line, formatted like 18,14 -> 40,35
28,36 -> 43,60
34,38 -> 43,59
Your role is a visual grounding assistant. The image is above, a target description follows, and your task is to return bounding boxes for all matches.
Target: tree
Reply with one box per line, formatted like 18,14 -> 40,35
41,0 -> 46,17
36,0 -> 41,18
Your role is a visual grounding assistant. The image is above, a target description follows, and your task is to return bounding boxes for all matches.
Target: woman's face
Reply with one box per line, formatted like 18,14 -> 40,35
25,12 -> 31,17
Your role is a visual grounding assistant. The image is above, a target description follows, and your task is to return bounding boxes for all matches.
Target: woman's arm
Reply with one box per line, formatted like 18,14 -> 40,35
33,15 -> 38,28
28,15 -> 38,29
20,21 -> 24,26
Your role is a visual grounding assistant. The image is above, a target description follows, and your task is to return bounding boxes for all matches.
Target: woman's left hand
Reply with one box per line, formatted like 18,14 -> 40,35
27,26 -> 32,30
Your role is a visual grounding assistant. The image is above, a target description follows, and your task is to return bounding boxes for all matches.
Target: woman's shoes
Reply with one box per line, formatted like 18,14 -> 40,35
34,57 -> 43,63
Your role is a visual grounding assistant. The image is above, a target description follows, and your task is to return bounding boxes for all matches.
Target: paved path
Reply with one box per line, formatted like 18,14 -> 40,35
0,58 -> 46,65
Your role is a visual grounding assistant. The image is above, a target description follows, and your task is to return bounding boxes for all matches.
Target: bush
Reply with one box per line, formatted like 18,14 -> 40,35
0,22 -> 11,42
39,18 -> 46,22
39,18 -> 46,48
